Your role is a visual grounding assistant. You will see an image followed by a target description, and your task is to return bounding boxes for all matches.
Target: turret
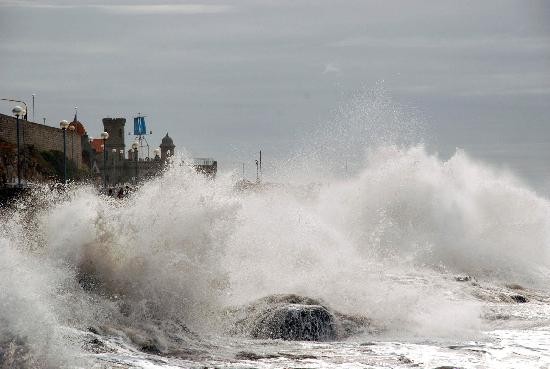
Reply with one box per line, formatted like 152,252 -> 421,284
102,117 -> 126,155
160,133 -> 175,161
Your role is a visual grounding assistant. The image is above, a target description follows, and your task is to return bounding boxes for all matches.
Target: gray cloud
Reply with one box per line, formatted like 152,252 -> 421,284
1,0 -> 549,191
93,4 -> 233,15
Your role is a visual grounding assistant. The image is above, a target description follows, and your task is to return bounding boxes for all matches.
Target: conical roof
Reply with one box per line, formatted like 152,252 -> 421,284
69,120 -> 87,136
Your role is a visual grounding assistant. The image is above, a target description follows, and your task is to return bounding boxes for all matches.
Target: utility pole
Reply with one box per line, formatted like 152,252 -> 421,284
345,159 -> 348,177
32,94 -> 35,122
259,150 -> 262,181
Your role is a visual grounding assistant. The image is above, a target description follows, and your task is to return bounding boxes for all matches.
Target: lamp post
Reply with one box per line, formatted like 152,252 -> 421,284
12,106 -> 26,188
59,120 -> 69,185
119,149 -> 124,183
68,125 -> 75,178
32,94 -> 35,122
100,131 -> 109,188
154,148 -> 161,175
132,141 -> 139,184
111,148 -> 117,185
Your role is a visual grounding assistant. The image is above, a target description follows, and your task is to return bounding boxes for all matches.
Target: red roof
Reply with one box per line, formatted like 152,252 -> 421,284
91,139 -> 105,153
69,120 -> 87,136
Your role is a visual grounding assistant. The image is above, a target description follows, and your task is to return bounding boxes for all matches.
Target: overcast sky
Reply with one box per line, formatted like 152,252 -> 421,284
1,1 -> 549,190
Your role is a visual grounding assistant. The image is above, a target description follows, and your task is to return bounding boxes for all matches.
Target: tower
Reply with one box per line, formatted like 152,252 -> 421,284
102,117 -> 126,154
160,133 -> 175,161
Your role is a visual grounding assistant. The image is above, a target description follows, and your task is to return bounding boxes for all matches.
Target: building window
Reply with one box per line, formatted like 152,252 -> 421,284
119,128 -> 122,138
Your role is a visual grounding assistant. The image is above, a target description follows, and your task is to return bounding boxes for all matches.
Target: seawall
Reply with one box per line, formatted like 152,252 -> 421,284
0,113 -> 82,167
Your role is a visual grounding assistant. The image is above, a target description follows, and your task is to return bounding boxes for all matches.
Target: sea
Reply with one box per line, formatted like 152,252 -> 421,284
2,141 -> 550,368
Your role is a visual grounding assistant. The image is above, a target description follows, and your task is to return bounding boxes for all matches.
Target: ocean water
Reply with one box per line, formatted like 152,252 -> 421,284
2,142 -> 550,369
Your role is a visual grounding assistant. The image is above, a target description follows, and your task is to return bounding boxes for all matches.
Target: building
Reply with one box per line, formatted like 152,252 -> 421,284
160,133 -> 175,161
0,111 -> 217,187
90,117 -> 218,186
87,117 -> 162,185
0,112 -> 84,185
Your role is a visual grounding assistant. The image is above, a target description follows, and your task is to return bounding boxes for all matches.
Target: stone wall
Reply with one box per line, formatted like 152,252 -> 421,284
0,113 -> 82,167
99,156 -> 163,185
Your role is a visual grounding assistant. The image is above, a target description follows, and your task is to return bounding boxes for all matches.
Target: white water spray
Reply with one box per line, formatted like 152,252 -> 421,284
1,92 -> 550,367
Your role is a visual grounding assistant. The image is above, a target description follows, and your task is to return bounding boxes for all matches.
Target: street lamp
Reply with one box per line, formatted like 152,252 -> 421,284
12,106 -> 26,188
119,149 -> 124,182
100,131 -> 109,188
59,120 -> 69,185
111,148 -> 117,185
132,141 -> 139,184
68,125 -> 76,178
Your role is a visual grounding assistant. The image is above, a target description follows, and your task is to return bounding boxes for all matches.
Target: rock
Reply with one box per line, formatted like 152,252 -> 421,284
82,337 -> 115,354
250,304 -> 336,341
235,351 -> 278,360
510,294 -> 528,303
454,275 -> 471,282
234,351 -> 317,361
87,326 -> 100,335
0,338 -> 41,369
398,354 -> 413,364
229,294 -> 370,341
140,343 -> 162,354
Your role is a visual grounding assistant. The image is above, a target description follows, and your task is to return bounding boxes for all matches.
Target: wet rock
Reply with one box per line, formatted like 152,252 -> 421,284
506,283 -> 525,290
229,294 -> 370,341
235,351 -> 278,360
95,318 -> 201,357
510,294 -> 528,303
87,326 -> 100,335
334,310 -> 371,337
251,304 -> 336,341
454,275 -> 471,282
0,338 -> 43,369
234,351 -> 317,361
124,328 -> 164,354
78,272 -> 104,292
279,352 -> 317,360
485,312 -> 511,320
83,337 -> 115,354
140,343 -> 162,354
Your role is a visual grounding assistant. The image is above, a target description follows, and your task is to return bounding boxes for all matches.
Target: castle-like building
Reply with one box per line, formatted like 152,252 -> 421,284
83,117 -> 173,184
85,117 -> 216,185
0,112 -> 216,187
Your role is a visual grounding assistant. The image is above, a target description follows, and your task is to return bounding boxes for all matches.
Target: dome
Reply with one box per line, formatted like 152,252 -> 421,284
160,133 -> 174,146
69,120 -> 87,136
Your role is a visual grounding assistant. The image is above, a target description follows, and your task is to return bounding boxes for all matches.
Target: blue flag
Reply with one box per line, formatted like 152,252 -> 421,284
133,116 -> 147,135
